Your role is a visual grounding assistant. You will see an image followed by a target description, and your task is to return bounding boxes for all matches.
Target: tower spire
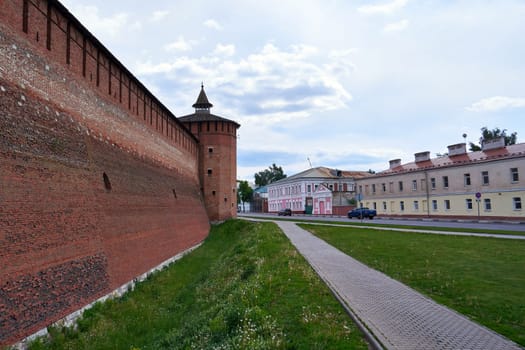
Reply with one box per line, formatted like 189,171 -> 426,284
192,83 -> 213,112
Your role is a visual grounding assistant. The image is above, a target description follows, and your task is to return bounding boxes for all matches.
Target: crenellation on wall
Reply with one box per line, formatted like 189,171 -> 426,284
1,29 -> 199,174
1,0 -> 197,155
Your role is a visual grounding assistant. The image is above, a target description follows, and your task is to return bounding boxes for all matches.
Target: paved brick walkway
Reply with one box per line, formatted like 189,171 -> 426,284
275,221 -> 523,350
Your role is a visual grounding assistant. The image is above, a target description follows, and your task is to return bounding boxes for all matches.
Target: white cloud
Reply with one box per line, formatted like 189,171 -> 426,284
151,10 -> 169,22
465,96 -> 525,112
204,19 -> 223,30
136,42 -> 353,122
213,43 -> 236,57
66,5 -> 129,38
358,0 -> 409,15
136,57 -> 211,76
384,19 -> 409,32
164,36 -> 195,52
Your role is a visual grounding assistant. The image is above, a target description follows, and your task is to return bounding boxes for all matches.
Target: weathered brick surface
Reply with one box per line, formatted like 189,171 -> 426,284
0,255 -> 110,343
0,0 -> 211,345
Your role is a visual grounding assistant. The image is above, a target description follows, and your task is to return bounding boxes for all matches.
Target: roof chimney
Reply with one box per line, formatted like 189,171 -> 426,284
414,151 -> 430,163
482,136 -> 505,151
447,143 -> 467,156
389,159 -> 401,169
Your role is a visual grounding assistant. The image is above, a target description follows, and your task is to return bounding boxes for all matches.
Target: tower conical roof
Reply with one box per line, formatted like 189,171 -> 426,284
192,83 -> 213,109
179,84 -> 240,129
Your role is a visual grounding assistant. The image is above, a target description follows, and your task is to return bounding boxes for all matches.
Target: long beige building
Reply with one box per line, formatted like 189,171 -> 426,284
354,138 -> 524,221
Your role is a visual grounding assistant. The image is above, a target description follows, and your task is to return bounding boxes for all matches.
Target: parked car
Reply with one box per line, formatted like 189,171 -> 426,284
347,207 -> 377,219
278,208 -> 292,216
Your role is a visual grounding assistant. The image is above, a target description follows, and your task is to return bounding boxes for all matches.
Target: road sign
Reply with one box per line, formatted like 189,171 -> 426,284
475,192 -> 481,199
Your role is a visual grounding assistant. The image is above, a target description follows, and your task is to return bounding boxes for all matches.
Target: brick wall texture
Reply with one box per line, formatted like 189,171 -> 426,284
0,0 -> 211,345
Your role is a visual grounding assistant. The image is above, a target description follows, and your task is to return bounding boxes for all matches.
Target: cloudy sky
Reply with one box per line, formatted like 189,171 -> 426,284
61,0 -> 525,183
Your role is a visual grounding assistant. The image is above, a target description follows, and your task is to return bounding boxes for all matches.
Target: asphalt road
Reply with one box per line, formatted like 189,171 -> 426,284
238,212 -> 525,232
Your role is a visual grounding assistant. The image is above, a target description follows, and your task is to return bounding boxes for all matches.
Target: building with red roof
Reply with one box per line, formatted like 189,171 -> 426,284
354,138 -> 524,221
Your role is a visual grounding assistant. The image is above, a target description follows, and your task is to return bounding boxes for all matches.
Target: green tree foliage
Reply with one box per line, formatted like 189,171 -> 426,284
254,163 -> 287,187
237,180 -> 253,212
469,126 -> 518,151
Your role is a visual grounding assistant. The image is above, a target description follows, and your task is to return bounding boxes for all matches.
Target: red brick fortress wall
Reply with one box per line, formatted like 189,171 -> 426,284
0,0 -> 210,345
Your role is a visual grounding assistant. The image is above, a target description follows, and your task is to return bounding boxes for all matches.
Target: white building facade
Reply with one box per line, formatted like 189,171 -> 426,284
267,167 -> 368,215
354,140 -> 525,221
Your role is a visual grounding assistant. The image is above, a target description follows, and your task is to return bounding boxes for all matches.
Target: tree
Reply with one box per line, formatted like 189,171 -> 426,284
469,127 -> 518,151
237,180 -> 253,212
254,163 -> 287,187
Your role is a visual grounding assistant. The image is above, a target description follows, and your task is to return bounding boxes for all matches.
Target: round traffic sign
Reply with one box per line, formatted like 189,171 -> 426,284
475,192 -> 481,199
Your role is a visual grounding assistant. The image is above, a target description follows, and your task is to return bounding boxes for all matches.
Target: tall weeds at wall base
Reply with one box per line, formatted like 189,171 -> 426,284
26,220 -> 367,350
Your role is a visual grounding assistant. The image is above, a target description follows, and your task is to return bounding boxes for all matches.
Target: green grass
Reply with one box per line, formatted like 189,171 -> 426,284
28,220 -> 368,350
300,224 -> 525,346
243,215 -> 525,236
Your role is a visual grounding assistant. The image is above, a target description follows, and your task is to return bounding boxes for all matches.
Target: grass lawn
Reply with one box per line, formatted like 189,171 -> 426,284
300,224 -> 525,346
243,215 -> 525,236
28,220 -> 368,350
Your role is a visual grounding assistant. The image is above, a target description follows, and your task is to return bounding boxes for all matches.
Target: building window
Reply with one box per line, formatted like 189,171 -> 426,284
382,201 -> 387,210
372,184 -> 376,193
389,182 -> 394,193
484,198 -> 492,211
464,173 -> 471,186
482,171 -> 489,185
511,168 -> 519,182
413,201 -> 419,211
359,185 -> 363,193
466,198 -> 473,210
398,181 -> 404,192
307,185 -> 311,193
207,168 -> 213,176
400,201 -> 405,211
444,200 -> 451,210
432,200 -> 438,211
430,178 -> 436,190
513,197 -> 522,210
443,176 -> 449,188
412,180 -> 417,191
382,183 -> 386,192
373,202 -> 377,210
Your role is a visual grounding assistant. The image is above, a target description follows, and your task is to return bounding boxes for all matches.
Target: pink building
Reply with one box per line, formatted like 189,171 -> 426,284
312,183 -> 332,214
267,167 -> 370,215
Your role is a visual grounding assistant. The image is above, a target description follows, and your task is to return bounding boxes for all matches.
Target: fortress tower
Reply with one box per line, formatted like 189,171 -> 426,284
179,85 -> 240,222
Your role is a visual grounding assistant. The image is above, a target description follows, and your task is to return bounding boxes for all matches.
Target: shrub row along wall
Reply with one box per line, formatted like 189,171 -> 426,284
0,0 -> 210,345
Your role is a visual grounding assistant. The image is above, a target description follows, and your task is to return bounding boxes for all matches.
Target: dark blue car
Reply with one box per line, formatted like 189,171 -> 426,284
348,207 -> 376,219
